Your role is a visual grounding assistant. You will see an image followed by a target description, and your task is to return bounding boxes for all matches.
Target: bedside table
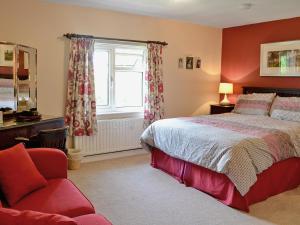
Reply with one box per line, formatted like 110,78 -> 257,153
210,104 -> 235,114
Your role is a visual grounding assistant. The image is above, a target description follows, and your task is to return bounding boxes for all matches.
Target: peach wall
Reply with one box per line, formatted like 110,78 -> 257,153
0,0 -> 222,117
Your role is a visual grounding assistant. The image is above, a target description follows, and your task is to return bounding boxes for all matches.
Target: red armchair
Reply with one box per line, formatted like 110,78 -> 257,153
27,148 -> 68,179
0,148 -> 112,225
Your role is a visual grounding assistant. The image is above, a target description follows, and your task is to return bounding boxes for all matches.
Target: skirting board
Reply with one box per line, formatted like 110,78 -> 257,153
82,148 -> 148,163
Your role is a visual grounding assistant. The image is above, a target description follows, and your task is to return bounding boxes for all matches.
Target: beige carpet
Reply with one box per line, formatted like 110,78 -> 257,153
69,153 -> 300,225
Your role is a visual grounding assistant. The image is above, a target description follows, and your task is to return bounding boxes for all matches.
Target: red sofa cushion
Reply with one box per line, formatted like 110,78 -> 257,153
12,178 -> 95,218
74,214 -> 113,225
0,207 -> 78,225
0,144 -> 47,206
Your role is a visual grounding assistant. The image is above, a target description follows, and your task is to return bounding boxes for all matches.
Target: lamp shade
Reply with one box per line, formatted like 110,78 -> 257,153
219,83 -> 233,94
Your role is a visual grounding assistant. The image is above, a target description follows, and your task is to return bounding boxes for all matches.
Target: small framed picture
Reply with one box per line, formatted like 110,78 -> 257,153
195,57 -> 201,69
0,45 -> 14,67
186,56 -> 193,69
4,50 -> 13,61
178,57 -> 184,69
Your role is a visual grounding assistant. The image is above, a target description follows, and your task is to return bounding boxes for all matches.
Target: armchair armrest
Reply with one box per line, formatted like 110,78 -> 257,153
27,148 -> 68,179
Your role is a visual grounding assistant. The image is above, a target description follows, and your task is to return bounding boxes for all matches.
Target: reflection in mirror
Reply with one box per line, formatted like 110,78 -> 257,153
0,79 -> 15,110
0,43 -> 15,110
16,45 -> 37,111
17,50 -> 29,81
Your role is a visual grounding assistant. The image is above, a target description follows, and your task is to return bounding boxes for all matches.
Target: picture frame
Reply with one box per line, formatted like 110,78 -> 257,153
186,56 -> 193,69
260,40 -> 300,77
0,45 -> 14,67
4,50 -> 13,61
178,57 -> 184,69
195,57 -> 201,69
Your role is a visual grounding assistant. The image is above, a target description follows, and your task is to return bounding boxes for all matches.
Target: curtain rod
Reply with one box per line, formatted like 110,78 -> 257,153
63,33 -> 168,46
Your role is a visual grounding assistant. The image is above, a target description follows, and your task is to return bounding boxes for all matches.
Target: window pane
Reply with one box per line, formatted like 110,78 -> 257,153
93,49 -> 109,106
115,48 -> 145,55
115,53 -> 143,69
115,71 -> 143,107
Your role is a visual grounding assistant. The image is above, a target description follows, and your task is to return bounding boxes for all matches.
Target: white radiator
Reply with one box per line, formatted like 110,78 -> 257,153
74,117 -> 144,156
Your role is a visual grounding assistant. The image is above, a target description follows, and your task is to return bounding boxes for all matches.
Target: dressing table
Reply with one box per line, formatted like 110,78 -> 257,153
0,116 -> 64,150
0,42 -> 65,150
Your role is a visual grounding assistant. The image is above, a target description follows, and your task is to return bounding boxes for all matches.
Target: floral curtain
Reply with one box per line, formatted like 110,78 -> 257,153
144,43 -> 165,127
65,38 -> 97,136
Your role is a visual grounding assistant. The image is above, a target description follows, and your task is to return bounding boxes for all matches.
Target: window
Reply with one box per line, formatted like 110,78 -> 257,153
93,42 -> 147,114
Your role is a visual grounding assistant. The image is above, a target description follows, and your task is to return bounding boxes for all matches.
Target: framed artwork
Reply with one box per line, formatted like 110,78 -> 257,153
0,45 -> 14,67
195,57 -> 201,69
178,57 -> 184,69
186,56 -> 193,69
4,50 -> 13,61
260,40 -> 300,77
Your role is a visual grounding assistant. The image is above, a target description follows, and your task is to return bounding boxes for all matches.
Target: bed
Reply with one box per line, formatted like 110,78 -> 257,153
141,87 -> 300,212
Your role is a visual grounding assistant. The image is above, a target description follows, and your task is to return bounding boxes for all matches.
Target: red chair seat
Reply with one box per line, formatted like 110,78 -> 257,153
74,214 -> 113,225
12,179 -> 95,218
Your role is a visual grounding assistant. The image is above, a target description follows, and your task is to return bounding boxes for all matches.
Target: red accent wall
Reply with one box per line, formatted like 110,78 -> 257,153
221,17 -> 300,101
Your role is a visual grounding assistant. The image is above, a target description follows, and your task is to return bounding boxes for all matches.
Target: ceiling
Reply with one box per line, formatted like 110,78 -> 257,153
46,0 -> 300,28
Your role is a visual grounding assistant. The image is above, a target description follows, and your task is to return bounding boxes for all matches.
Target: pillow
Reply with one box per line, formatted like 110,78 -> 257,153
0,207 -> 78,225
270,96 -> 300,122
0,143 -> 47,206
233,93 -> 275,116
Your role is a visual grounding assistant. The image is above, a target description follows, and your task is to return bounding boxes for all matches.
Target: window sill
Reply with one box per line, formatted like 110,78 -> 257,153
97,111 -> 143,120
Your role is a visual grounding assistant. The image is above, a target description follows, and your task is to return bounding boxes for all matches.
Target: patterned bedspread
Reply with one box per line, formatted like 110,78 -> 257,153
140,113 -> 300,195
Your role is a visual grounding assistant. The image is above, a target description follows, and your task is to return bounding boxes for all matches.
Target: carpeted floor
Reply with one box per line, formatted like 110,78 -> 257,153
69,153 -> 300,225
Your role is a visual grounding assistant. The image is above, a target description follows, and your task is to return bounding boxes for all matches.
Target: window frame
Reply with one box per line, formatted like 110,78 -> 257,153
93,41 -> 147,116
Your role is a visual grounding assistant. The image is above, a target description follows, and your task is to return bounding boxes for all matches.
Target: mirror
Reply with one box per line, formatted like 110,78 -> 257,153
0,42 -> 37,112
16,45 -> 37,111
0,43 -> 15,110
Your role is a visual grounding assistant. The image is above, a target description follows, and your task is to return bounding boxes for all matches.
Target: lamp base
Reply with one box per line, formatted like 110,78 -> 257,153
220,94 -> 231,105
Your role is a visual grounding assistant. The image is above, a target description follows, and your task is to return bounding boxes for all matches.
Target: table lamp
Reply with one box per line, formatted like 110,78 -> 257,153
219,83 -> 233,105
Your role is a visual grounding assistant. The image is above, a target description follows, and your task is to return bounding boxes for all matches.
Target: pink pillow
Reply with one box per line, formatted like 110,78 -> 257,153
0,207 -> 78,225
270,96 -> 300,122
233,93 -> 275,116
0,144 -> 47,206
